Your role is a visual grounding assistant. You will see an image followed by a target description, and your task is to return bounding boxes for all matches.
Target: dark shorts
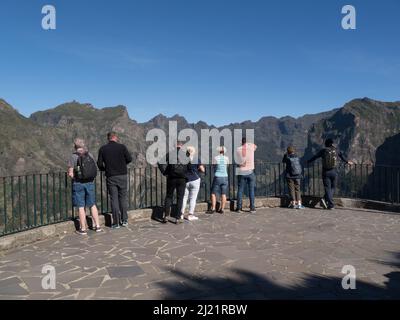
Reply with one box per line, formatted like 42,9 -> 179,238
211,176 -> 228,196
72,182 -> 96,208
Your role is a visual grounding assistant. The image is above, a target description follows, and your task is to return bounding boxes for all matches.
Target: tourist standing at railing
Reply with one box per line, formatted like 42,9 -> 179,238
207,146 -> 229,214
307,138 -> 353,210
97,132 -> 132,229
235,137 -> 257,213
282,146 -> 305,209
68,138 -> 103,235
181,146 -> 205,221
158,142 -> 188,224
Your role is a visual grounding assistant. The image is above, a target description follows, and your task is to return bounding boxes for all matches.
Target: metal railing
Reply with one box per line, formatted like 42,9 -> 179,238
0,162 -> 399,236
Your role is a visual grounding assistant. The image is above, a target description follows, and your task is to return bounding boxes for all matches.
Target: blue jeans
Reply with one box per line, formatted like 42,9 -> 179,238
72,182 -> 96,208
323,169 -> 338,208
236,172 -> 256,209
211,176 -> 229,196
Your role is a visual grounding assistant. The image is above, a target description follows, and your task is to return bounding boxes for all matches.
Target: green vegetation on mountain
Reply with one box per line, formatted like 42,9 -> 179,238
1,97 -> 399,176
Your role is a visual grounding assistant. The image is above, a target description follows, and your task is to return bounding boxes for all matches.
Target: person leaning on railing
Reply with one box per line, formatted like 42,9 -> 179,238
67,138 -> 103,235
207,146 -> 229,214
282,146 -> 305,209
235,137 -> 257,213
158,141 -> 188,224
181,146 -> 205,220
307,138 -> 353,210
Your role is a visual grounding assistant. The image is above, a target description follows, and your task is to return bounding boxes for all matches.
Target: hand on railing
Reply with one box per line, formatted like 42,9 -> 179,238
67,168 -> 74,179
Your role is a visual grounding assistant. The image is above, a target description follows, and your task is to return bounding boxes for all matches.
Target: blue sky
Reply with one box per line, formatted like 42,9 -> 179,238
1,0 -> 399,126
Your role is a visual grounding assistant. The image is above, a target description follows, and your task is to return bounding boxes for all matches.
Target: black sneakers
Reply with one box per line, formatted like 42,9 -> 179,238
250,208 -> 256,213
76,229 -> 87,235
206,209 -> 216,214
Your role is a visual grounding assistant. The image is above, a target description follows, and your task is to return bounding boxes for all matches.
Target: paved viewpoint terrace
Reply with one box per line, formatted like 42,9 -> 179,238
0,206 -> 399,300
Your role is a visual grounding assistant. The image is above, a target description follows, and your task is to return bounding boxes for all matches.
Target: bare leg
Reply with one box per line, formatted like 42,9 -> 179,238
221,195 -> 227,211
211,194 -> 217,210
78,207 -> 87,231
90,205 -> 101,227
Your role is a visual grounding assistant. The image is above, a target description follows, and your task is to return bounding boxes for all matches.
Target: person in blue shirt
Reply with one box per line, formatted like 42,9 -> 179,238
207,146 -> 230,214
181,146 -> 205,221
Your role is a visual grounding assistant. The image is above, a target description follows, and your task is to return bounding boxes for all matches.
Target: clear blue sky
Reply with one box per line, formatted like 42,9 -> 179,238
1,0 -> 399,126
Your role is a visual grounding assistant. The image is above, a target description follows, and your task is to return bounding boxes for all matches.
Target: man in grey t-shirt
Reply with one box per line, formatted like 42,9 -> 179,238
67,138 -> 102,235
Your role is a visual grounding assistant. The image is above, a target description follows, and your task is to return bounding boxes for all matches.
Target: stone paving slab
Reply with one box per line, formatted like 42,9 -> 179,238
0,207 -> 399,299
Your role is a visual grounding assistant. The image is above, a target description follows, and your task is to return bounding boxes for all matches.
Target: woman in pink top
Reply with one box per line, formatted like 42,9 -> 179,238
235,137 -> 257,213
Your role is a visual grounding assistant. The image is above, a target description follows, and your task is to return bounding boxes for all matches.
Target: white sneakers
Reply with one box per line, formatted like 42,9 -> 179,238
184,214 -> 199,221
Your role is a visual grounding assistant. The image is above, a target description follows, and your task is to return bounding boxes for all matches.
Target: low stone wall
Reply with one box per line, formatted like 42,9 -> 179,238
335,198 -> 400,213
0,196 -> 398,254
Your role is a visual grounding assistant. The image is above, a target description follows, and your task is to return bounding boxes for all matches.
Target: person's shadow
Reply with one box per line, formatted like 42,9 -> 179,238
154,251 -> 400,300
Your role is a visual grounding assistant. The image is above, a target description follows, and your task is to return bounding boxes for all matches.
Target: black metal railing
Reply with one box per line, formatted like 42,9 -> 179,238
0,162 -> 399,236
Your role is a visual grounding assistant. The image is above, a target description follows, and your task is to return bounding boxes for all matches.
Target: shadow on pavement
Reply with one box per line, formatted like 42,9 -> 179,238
156,252 -> 400,300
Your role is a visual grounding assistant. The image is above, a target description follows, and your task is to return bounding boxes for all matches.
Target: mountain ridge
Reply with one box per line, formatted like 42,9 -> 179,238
1,97 -> 400,176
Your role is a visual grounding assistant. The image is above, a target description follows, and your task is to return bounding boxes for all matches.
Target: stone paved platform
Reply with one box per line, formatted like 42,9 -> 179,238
0,207 -> 399,300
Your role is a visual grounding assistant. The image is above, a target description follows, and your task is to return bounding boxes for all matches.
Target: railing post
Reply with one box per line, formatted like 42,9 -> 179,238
64,172 -> 68,219
33,175 -> 37,226
134,168 -> 137,210
46,174 -> 49,224
128,168 -> 131,210
144,167 -> 148,207
3,177 -> 7,235
397,168 -> 400,205
25,175 -> 29,229
100,172 -> 103,214
58,172 -> 62,221
160,168 -> 163,207
52,173 -> 56,223
273,165 -> 277,197
18,176 -> 22,230
106,172 -> 110,213
10,177 -> 14,231
39,174 -> 43,225
155,166 -> 158,206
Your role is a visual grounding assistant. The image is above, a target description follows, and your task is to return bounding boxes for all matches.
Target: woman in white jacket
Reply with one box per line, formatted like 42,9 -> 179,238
181,146 -> 205,221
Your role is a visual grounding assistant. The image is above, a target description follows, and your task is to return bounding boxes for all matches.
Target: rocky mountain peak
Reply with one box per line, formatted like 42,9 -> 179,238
0,99 -> 18,113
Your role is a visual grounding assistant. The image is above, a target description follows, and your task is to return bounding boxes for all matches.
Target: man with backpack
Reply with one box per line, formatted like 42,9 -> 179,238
282,146 -> 305,209
97,132 -> 132,229
307,138 -> 353,210
68,138 -> 102,235
158,142 -> 189,224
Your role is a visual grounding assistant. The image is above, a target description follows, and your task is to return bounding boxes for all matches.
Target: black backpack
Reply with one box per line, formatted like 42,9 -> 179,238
322,147 -> 338,170
158,151 -> 188,178
76,153 -> 98,181
167,162 -> 188,179
288,155 -> 302,176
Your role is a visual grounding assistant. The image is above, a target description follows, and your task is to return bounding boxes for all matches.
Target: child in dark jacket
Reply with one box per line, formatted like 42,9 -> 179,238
282,146 -> 305,209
